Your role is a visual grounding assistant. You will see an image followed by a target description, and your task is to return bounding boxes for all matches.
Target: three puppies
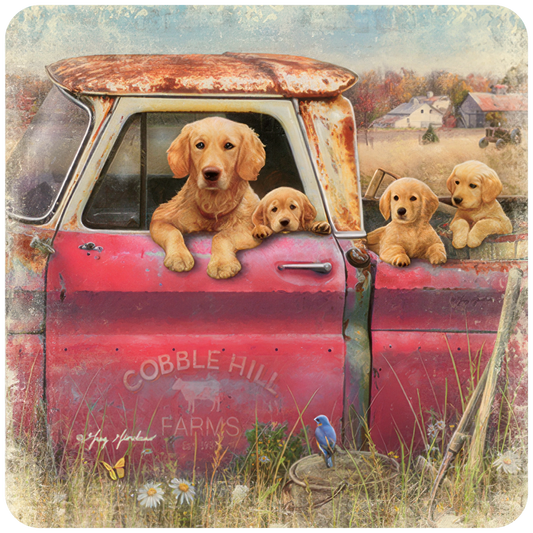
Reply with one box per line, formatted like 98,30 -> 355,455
446,160 -> 512,248
150,117 -> 266,279
366,178 -> 446,267
251,187 -> 330,239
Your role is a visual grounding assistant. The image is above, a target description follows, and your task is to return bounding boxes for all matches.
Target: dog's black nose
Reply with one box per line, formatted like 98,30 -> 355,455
203,167 -> 221,181
453,197 -> 463,205
397,207 -> 407,216
280,219 -> 290,227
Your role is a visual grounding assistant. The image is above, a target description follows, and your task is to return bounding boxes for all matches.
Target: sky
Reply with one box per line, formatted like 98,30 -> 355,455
3,4 -> 529,81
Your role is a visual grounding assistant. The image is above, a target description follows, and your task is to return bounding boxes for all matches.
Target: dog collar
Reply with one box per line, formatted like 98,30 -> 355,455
197,203 -> 239,220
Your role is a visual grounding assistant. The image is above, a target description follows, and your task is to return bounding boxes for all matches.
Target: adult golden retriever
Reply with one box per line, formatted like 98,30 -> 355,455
251,187 -> 331,239
446,160 -> 512,248
150,117 -> 265,279
366,178 -> 446,267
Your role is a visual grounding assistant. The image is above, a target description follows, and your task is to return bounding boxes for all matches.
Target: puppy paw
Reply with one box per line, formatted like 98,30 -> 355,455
207,256 -> 242,279
252,225 -> 273,240
164,250 -> 195,272
452,236 -> 468,249
311,221 -> 331,235
390,254 -> 411,267
466,233 -> 484,248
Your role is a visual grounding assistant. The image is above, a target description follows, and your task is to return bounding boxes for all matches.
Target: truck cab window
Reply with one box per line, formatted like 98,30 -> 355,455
83,112 -> 304,230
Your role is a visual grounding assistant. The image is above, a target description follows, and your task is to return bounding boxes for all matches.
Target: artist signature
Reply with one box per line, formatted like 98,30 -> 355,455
76,429 -> 156,450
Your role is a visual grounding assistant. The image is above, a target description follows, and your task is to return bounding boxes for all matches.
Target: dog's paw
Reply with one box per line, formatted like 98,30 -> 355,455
452,236 -> 468,249
390,254 -> 411,267
429,250 -> 447,265
164,250 -> 195,272
207,256 -> 242,279
252,225 -> 273,240
466,233 -> 484,248
311,221 -> 331,235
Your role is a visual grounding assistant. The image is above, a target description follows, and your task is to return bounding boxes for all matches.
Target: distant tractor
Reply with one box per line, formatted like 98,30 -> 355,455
479,126 -> 521,149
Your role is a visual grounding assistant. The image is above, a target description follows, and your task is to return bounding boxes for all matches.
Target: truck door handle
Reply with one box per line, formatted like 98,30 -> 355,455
79,242 -> 103,252
278,262 -> 332,274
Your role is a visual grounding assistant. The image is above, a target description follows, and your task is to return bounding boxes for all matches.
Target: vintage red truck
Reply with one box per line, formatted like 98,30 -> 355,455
6,54 -> 527,469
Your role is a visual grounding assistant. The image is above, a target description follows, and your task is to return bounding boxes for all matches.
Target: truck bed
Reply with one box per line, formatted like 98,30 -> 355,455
362,196 -> 527,261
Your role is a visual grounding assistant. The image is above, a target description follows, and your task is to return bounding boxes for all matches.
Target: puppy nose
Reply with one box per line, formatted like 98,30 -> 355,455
203,167 -> 221,182
397,207 -> 407,216
280,219 -> 290,227
453,197 -> 463,205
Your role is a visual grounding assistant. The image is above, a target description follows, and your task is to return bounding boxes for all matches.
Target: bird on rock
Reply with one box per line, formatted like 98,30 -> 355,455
314,415 -> 336,468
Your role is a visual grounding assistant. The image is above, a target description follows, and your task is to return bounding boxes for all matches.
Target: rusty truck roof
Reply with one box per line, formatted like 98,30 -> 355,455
46,53 -> 357,98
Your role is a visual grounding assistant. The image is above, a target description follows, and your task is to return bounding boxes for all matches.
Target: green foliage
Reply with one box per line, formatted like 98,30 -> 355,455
235,421 -> 306,482
421,124 -> 439,144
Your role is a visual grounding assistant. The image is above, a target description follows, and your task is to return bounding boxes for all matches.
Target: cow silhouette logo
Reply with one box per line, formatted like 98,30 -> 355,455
171,378 -> 223,413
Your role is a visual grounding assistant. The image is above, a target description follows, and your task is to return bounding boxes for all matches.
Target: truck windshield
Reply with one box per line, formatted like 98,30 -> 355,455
6,86 -> 91,223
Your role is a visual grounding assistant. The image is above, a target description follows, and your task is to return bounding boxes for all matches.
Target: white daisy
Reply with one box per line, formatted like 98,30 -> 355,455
169,478 -> 196,505
493,451 -> 521,474
137,482 -> 165,508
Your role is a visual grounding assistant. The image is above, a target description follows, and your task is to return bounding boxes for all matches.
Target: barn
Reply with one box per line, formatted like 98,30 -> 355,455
371,93 -> 449,129
458,86 -> 527,128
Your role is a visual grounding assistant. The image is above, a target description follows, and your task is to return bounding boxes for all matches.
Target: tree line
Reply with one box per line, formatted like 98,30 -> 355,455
344,65 -> 527,130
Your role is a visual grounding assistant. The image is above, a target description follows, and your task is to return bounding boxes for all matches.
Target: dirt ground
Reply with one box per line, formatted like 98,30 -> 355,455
356,128 -> 528,197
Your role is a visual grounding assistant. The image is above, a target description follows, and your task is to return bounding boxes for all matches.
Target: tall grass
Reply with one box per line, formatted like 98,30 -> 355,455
5,347 -> 527,528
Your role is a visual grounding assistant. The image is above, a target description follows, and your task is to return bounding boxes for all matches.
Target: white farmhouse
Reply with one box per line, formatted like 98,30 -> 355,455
372,93 -> 450,129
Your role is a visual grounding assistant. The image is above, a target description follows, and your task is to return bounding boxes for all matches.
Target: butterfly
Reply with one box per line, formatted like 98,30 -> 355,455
99,456 -> 126,481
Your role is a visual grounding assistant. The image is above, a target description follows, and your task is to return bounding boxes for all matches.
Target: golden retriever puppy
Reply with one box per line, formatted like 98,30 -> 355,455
446,160 -> 512,248
150,117 -> 266,279
251,187 -> 331,239
366,178 -> 446,267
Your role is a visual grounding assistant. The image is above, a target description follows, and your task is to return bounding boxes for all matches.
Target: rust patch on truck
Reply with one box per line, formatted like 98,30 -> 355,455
299,96 -> 362,232
46,53 -> 357,98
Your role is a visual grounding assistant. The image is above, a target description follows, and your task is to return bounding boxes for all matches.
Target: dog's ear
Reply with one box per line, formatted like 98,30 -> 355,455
252,200 -> 267,227
480,170 -> 503,203
446,168 -> 457,194
167,124 -> 192,178
379,184 -> 392,220
422,186 -> 440,221
236,125 -> 266,181
299,192 -> 317,229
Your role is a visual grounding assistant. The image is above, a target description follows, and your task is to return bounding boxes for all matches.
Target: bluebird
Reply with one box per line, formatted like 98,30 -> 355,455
314,415 -> 336,468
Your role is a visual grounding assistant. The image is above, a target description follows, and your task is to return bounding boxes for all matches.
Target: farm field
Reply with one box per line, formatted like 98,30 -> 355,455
357,128 -> 528,197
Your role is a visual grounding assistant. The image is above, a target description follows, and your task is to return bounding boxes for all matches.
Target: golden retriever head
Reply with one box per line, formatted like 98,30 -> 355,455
380,178 -> 439,224
446,160 -> 502,209
167,117 -> 266,191
252,187 -> 317,233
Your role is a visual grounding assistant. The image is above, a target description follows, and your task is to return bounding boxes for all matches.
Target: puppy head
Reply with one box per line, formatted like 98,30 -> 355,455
380,178 -> 439,224
252,187 -> 317,233
446,160 -> 502,209
167,117 -> 266,191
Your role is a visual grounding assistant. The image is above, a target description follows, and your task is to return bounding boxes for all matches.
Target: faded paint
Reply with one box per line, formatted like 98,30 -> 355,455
47,53 -> 357,98
5,221 -> 52,436
299,96 -> 362,233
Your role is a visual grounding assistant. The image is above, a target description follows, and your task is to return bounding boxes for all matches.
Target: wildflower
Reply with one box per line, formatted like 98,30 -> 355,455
435,420 -> 446,431
493,451 -> 521,474
259,455 -> 270,464
169,478 -> 196,505
231,485 -> 250,505
137,482 -> 165,508
427,424 -> 438,440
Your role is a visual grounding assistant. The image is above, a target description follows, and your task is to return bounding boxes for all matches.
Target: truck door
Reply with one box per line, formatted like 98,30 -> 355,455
45,99 -> 347,465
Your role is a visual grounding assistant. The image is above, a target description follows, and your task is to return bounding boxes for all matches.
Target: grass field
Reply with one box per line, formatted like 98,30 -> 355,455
357,128 -> 528,197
